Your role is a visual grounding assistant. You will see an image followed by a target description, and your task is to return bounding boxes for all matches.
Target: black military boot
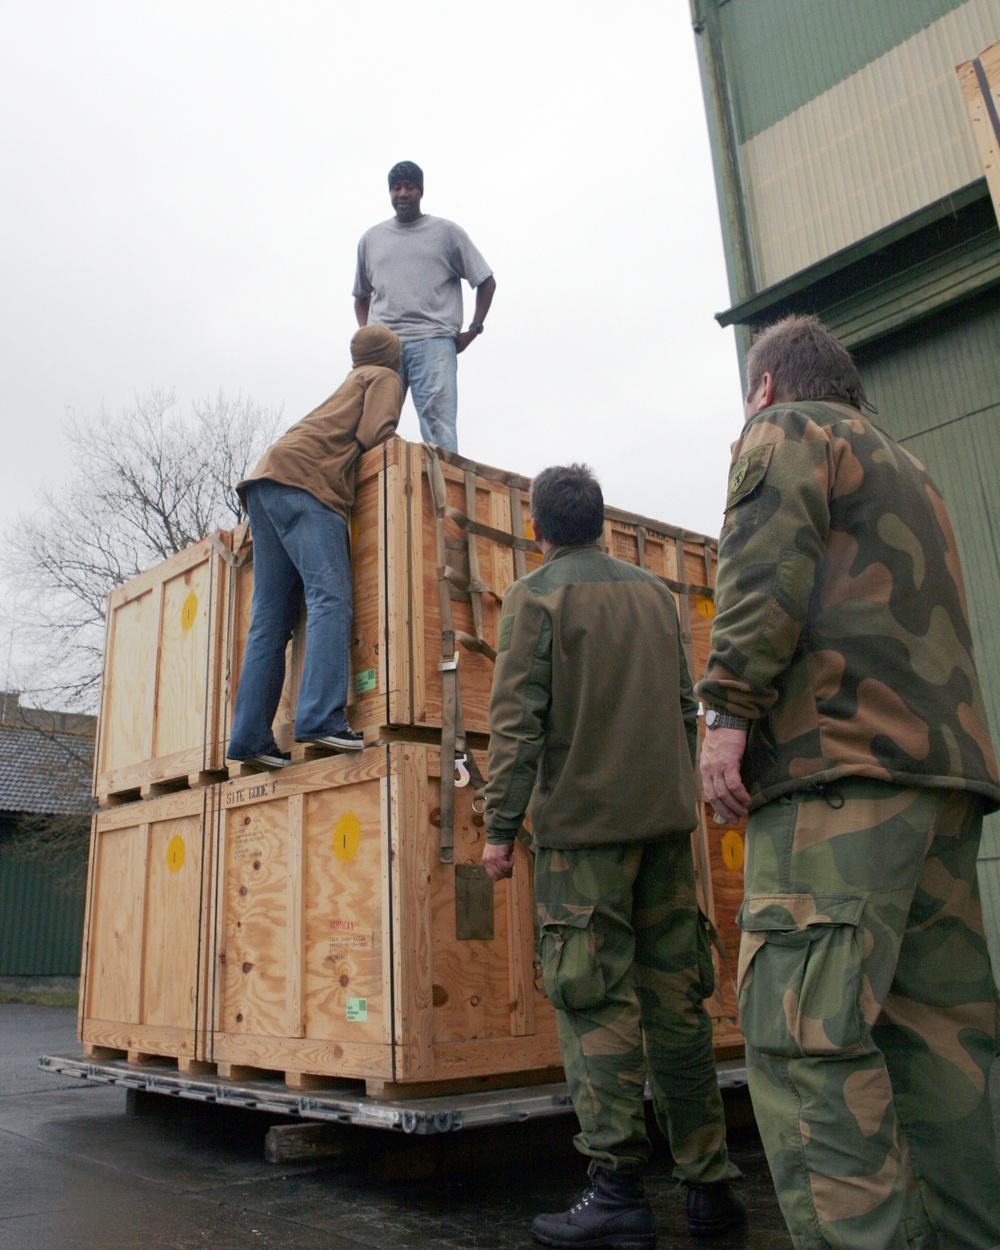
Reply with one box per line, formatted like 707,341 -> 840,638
685,1181 -> 747,1238
531,1166 -> 657,1249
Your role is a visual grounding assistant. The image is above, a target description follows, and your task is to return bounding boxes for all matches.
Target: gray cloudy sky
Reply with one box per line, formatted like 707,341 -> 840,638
1,1 -> 742,556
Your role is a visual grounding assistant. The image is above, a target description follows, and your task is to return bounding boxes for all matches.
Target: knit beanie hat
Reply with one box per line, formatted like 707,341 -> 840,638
387,160 -> 423,192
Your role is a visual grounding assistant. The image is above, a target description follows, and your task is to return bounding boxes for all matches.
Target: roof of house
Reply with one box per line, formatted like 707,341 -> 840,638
0,714 -> 95,818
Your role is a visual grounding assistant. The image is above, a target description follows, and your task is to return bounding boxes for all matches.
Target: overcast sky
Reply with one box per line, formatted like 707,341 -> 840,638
1,2 -> 743,577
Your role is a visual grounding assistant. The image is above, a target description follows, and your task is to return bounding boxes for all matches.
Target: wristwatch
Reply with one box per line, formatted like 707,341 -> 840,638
704,708 -> 749,731
469,322 -> 485,334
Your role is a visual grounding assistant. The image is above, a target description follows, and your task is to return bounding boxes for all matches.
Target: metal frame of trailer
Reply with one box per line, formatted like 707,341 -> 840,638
40,1053 -> 748,1136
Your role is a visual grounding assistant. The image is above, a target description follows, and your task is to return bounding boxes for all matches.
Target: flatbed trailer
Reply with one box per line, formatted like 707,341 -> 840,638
40,1053 -> 748,1138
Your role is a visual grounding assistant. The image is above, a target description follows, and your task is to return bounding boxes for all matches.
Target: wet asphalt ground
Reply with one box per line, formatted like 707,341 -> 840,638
0,1003 -> 797,1248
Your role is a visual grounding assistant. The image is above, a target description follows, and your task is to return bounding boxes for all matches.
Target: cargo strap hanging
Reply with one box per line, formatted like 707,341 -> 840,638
425,445 -> 491,862
423,444 -> 543,862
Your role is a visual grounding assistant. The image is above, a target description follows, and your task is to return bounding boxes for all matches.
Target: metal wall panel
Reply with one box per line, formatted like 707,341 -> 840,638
737,0 -> 999,285
719,0 -> 968,143
0,826 -> 87,976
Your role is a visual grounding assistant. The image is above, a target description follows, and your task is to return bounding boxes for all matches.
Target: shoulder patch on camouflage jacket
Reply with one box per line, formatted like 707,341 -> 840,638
726,444 -> 773,510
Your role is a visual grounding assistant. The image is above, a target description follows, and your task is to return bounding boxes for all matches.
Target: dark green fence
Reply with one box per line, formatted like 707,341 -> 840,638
0,821 -> 88,976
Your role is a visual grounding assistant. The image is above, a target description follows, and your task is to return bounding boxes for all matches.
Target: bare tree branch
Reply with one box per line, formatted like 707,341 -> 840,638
2,389 -> 282,714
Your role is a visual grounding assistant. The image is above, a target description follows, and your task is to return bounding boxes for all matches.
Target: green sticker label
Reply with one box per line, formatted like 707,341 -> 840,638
355,668 -> 377,694
497,614 -> 514,653
346,996 -> 368,1022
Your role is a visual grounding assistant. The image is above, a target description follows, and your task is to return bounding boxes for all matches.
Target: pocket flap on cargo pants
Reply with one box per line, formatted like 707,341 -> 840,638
736,893 -> 867,1057
536,904 -> 603,1012
737,893 -> 865,933
537,903 -> 595,945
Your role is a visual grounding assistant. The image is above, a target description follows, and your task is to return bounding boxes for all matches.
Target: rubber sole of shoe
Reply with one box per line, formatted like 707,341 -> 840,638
688,1216 -> 747,1239
298,736 -> 364,752
228,754 -> 291,769
532,1232 -> 656,1250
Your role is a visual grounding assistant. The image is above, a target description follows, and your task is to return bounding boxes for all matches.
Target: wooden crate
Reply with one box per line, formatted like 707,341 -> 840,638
601,505 -> 718,683
94,533 -> 233,804
78,746 -> 744,1084
209,743 -> 562,1093
79,788 -> 216,1065
695,802 -> 745,1055
220,440 -> 531,749
221,439 -> 720,750
957,40 -> 1000,228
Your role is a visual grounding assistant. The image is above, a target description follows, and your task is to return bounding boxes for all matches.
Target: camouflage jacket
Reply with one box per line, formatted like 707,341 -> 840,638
485,543 -> 699,848
697,399 -> 1000,811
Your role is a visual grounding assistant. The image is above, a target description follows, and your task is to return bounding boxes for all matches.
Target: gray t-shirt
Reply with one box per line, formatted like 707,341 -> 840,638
353,215 -> 493,341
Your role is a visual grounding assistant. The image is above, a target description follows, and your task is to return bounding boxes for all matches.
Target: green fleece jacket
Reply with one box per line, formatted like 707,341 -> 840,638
485,543 -> 699,848
697,399 -> 1000,811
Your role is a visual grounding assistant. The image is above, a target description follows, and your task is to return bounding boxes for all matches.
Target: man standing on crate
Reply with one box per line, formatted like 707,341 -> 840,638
698,314 -> 1000,1250
482,464 -> 746,1249
353,160 -> 495,453
226,324 -> 403,769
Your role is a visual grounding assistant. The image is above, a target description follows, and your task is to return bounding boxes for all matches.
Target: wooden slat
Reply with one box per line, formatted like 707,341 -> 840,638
78,812 -> 99,1039
408,446 -> 427,724
958,41 -> 1000,229
286,792 -> 305,1038
394,744 -> 434,1080
506,837 -> 537,1038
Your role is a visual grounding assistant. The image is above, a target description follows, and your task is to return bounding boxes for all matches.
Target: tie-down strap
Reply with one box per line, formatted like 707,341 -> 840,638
424,443 -> 517,861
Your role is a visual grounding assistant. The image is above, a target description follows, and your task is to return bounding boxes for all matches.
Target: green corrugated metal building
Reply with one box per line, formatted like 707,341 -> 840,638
0,694 -> 95,983
690,0 -> 1000,971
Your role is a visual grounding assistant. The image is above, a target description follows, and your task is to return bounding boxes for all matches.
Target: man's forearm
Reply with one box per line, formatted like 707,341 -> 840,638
471,275 -> 495,327
354,296 -> 370,327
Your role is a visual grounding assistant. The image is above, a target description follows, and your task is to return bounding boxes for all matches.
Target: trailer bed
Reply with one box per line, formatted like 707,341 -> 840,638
40,1053 -> 748,1136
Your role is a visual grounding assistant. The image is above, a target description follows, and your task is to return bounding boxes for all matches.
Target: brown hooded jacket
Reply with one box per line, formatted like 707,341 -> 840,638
238,324 -> 403,519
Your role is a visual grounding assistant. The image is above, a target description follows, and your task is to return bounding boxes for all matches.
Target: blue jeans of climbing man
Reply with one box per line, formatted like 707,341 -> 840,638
227,479 -> 353,758
399,336 -> 459,452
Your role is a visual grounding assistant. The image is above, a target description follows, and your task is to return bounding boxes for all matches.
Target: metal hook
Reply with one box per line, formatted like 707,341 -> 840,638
454,754 -> 470,788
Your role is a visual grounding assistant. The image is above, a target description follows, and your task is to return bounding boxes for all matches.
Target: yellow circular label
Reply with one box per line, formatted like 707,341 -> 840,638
721,829 -> 744,872
181,592 -> 199,631
333,813 -> 361,862
166,834 -> 186,872
693,595 -> 716,620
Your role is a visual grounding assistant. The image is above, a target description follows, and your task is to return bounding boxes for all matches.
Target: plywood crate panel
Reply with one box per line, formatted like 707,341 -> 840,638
79,788 -> 216,1060
221,440 -> 720,751
94,534 -> 232,803
958,40 -> 1000,227
209,743 -> 562,1089
694,802 -> 745,1054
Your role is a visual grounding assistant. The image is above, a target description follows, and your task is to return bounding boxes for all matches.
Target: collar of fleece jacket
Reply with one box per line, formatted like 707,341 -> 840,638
350,324 -> 401,372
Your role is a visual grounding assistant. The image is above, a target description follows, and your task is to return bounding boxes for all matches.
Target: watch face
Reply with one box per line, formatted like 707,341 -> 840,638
705,709 -> 718,728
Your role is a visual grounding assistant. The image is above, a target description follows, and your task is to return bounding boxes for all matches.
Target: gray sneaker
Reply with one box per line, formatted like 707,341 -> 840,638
229,749 -> 291,769
300,729 -> 364,752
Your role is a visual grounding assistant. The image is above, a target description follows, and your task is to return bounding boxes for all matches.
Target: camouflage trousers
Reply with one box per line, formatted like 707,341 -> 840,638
534,837 -> 736,1182
739,779 -> 1000,1250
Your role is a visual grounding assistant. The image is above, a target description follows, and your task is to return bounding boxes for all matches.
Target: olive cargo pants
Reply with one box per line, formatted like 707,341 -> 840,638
533,837 -> 736,1182
740,780 -> 1000,1250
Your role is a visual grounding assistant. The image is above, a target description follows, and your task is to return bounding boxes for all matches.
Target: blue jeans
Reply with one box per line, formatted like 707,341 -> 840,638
399,336 -> 459,451
227,479 -> 353,757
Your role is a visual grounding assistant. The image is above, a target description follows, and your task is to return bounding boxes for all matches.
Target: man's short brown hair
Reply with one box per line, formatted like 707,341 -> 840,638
530,464 -> 604,547
746,313 -> 866,410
